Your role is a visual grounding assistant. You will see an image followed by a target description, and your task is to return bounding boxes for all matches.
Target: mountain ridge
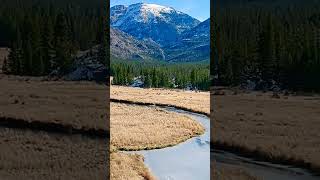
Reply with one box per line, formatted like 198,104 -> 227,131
110,3 -> 210,62
110,27 -> 165,61
110,3 -> 201,46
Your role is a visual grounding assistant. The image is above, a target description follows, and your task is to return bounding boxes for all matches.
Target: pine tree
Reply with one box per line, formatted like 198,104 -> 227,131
19,14 -> 31,75
53,12 -> 73,73
7,47 -> 15,74
31,15 -> 43,75
25,40 -> 33,75
151,68 -> 158,88
144,71 -> 152,88
7,26 -> 23,75
258,14 -> 276,85
41,15 -> 55,74
2,57 -> 8,73
190,69 -> 196,88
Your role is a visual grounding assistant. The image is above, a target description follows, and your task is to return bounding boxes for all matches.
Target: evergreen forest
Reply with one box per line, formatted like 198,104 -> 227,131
111,58 -> 210,91
213,1 -> 320,91
0,0 -> 106,76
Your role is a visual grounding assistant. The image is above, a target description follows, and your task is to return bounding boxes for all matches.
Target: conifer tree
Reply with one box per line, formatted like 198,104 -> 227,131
54,12 -> 73,73
2,57 -> 8,73
41,15 -> 55,74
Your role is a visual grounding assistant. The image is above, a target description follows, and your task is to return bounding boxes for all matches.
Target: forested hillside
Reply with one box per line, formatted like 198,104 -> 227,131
0,0 -> 105,76
214,1 -> 320,91
111,58 -> 210,91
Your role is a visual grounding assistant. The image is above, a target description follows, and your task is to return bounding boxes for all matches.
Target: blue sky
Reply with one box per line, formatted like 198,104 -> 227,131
110,0 -> 210,21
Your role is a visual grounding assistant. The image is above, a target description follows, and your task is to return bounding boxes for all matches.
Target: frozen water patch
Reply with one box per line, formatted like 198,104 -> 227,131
133,108 -> 210,180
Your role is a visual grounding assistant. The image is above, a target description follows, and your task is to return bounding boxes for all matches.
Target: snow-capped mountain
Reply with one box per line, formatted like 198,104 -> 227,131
110,27 -> 165,61
110,3 -> 200,46
164,18 -> 210,62
180,18 -> 210,41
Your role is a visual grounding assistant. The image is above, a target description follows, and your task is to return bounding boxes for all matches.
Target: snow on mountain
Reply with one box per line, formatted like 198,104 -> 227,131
112,3 -> 185,25
164,18 -> 210,62
110,5 -> 127,25
181,18 -> 210,41
132,3 -> 175,22
110,3 -> 200,46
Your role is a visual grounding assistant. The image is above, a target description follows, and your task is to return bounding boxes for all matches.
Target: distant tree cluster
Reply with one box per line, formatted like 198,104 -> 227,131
214,1 -> 320,91
111,60 -> 210,91
0,0 -> 105,76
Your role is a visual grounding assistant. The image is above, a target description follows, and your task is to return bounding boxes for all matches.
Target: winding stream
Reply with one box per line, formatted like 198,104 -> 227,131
134,107 -> 210,180
127,106 -> 319,180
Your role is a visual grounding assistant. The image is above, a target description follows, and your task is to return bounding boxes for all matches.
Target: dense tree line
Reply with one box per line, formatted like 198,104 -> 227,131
111,60 -> 210,91
214,1 -> 320,91
0,0 -> 105,76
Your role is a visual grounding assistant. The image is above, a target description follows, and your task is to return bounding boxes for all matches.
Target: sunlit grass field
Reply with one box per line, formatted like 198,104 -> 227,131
111,85 -> 210,115
111,103 -> 204,150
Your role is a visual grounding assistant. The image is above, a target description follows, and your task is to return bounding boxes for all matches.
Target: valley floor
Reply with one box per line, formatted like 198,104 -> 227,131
0,74 -> 109,179
0,76 -> 207,179
111,85 -> 210,115
112,85 -> 320,178
2,75 -> 319,179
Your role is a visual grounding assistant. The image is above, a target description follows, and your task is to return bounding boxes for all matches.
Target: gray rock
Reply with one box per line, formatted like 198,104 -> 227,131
64,45 -> 107,82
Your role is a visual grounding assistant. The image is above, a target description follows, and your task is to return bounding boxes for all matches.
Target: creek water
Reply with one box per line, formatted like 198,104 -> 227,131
128,106 -> 319,180
133,107 -> 210,180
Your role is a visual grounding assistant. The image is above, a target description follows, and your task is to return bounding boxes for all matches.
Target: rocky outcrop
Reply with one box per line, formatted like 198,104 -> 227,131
64,45 -> 107,82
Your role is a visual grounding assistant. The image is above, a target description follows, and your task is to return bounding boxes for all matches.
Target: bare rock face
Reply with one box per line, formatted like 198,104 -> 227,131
64,45 -> 107,82
110,27 -> 165,60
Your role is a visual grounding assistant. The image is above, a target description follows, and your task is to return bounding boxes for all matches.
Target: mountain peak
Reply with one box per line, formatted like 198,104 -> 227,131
110,3 -> 201,46
123,3 -> 179,23
111,3 -> 192,24
135,3 -> 176,15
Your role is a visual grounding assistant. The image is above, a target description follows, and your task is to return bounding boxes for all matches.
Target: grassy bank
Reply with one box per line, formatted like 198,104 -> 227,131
212,162 -> 259,180
212,89 -> 320,174
110,103 -> 204,151
111,152 -> 155,180
111,85 -> 210,116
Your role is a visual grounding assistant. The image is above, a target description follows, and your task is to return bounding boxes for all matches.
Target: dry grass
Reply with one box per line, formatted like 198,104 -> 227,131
110,152 -> 155,180
212,162 -> 259,180
0,75 -> 109,178
212,89 -> 320,170
0,127 -> 108,180
111,85 -> 210,115
0,76 -> 206,179
0,75 -> 108,130
110,103 -> 204,150
0,75 -> 109,179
